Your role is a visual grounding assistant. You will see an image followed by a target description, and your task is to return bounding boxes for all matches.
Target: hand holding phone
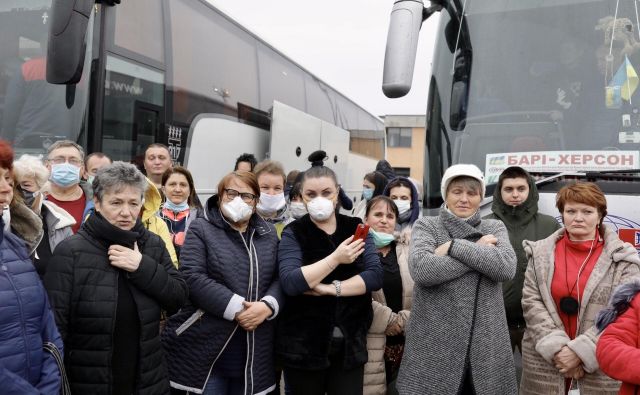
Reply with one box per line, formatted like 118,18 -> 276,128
354,224 -> 370,241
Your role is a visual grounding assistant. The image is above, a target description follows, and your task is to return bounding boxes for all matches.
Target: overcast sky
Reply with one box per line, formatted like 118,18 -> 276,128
207,0 -> 439,118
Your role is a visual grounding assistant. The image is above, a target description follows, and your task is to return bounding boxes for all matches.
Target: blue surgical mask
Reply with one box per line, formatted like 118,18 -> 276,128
370,228 -> 395,248
164,199 -> 189,212
50,163 -> 80,187
362,187 -> 374,201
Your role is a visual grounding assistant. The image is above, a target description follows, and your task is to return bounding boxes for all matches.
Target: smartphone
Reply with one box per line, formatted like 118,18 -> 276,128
353,224 -> 370,241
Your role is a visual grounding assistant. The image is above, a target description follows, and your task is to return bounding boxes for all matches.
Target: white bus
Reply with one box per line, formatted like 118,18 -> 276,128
383,0 -> 640,251
0,0 -> 385,201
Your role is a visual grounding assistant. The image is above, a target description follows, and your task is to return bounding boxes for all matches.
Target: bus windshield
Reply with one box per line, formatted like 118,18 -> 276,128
0,1 -> 91,156
427,0 -> 640,201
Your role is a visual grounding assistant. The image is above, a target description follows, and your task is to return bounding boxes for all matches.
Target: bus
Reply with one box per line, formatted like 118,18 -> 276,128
0,0 -> 385,200
383,0 -> 640,250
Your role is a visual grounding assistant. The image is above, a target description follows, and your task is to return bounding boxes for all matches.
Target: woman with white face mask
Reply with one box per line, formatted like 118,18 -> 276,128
162,171 -> 283,395
277,164 -> 383,395
383,177 -> 420,231
362,196 -> 414,395
254,160 -> 289,238
287,181 -> 307,221
159,166 -> 202,258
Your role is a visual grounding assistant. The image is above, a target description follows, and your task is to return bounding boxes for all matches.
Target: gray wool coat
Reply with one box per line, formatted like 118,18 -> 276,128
397,210 -> 518,395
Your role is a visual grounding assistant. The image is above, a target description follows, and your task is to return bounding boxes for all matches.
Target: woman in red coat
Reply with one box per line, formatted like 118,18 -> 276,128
596,279 -> 640,395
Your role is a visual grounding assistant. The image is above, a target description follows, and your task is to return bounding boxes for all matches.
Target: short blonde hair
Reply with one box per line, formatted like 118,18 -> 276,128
253,160 -> 286,186
12,154 -> 49,188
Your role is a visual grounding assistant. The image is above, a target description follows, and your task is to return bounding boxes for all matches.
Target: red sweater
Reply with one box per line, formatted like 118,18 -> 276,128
597,294 -> 640,395
551,233 -> 604,339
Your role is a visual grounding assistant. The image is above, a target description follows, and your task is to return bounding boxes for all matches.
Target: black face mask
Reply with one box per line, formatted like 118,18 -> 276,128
18,185 -> 36,207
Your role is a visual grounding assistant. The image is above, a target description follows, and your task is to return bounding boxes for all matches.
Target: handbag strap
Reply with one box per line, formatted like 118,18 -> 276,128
43,342 -> 71,395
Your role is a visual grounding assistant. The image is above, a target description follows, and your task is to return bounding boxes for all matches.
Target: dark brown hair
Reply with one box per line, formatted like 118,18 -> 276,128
365,195 -> 399,219
162,166 -> 201,209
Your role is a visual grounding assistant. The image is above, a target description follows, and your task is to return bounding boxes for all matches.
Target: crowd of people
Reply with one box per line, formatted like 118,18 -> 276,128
1,137 -> 639,395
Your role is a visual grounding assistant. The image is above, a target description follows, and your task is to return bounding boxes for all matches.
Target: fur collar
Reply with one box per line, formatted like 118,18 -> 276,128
596,279 -> 640,331
9,202 -> 43,253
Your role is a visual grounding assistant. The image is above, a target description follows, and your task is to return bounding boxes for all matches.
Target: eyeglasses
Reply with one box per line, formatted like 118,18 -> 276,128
48,156 -> 83,167
224,188 -> 256,203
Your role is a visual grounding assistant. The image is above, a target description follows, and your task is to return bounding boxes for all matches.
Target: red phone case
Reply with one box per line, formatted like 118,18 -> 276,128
354,224 -> 370,240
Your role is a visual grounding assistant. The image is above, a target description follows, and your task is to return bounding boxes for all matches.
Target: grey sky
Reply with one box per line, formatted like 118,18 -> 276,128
208,0 -> 439,118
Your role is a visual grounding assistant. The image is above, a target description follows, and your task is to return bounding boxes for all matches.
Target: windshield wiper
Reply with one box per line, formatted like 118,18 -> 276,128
584,169 -> 640,181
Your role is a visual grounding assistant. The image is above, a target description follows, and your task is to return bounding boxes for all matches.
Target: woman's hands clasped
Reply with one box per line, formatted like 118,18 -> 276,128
554,346 -> 585,380
235,301 -> 272,331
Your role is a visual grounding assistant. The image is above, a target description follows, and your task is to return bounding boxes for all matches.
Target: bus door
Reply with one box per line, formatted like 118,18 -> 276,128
269,101 -> 349,184
132,101 -> 162,167
101,55 -> 164,164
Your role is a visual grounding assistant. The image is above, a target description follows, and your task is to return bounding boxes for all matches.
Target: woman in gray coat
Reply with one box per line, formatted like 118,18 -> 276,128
397,164 -> 518,395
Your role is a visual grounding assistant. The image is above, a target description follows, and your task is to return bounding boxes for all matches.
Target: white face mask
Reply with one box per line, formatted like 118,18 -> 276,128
394,199 -> 411,215
256,192 -> 286,216
306,196 -> 334,221
289,201 -> 307,219
221,196 -> 254,223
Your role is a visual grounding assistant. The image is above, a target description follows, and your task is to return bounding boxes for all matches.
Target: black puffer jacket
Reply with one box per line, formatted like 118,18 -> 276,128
44,213 -> 188,395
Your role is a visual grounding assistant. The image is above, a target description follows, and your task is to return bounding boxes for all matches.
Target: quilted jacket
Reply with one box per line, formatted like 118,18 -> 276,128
162,195 -> 282,395
0,219 -> 63,394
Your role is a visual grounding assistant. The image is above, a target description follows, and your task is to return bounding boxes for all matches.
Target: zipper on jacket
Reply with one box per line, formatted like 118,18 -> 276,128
203,228 -> 258,393
3,263 -> 33,378
239,229 -> 257,395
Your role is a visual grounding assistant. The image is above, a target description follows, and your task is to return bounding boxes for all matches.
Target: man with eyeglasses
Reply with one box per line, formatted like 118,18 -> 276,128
45,140 -> 94,233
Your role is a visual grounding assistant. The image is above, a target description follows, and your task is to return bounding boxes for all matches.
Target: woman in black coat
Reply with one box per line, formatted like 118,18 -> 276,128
44,161 -> 188,395
277,164 -> 383,395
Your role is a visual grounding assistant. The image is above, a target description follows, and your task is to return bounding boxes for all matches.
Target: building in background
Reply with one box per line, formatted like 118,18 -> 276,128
383,115 -> 426,181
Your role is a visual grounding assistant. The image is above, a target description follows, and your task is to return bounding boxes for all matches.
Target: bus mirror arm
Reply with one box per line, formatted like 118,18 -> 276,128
423,4 -> 444,21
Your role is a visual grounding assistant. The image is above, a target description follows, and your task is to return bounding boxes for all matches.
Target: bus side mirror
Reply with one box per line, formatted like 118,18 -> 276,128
382,0 -> 426,98
46,0 -> 95,84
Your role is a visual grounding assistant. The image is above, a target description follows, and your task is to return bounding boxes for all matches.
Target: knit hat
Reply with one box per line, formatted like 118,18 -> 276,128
440,164 -> 485,198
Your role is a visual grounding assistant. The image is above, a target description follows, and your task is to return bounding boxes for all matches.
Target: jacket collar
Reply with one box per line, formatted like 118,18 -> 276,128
142,177 -> 162,222
41,200 -> 76,230
9,202 -> 43,253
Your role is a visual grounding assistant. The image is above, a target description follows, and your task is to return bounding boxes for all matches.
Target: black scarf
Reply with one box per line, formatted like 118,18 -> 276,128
439,208 -> 485,242
83,211 -> 145,249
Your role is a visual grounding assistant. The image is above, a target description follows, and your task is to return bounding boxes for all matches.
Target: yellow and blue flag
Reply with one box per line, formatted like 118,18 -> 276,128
608,55 -> 639,102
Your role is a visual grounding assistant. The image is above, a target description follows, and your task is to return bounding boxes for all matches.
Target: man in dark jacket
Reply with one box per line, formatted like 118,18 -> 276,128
485,166 -> 561,353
